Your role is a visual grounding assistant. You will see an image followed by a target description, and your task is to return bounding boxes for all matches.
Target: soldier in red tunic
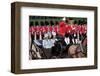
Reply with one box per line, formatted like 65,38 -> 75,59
58,21 -> 66,36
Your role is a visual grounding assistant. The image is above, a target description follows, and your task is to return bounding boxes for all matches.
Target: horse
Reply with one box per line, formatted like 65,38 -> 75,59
50,36 -> 68,58
68,37 -> 87,58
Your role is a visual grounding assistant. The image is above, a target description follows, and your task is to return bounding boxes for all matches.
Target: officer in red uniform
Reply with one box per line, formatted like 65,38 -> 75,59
59,21 -> 66,36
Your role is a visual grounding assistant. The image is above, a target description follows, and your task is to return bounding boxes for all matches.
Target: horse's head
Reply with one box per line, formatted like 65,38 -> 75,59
31,44 -> 42,59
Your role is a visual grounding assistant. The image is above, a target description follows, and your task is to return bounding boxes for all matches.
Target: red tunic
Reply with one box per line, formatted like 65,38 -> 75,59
29,27 -> 32,33
49,26 -> 53,32
54,26 -> 58,33
58,21 -> 66,36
